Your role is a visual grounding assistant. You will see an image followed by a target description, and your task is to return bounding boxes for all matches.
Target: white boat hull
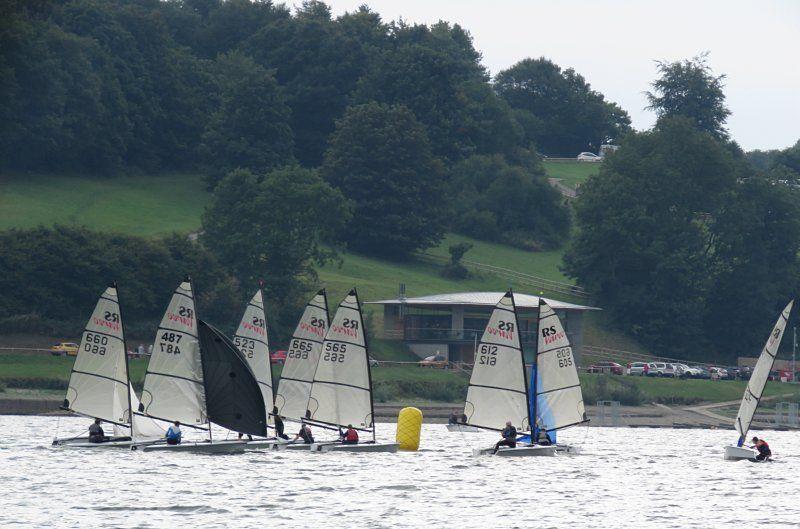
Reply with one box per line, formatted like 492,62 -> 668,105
724,445 -> 758,461
555,444 -> 580,455
244,438 -> 285,450
473,444 -> 557,457
446,424 -> 481,433
52,437 -> 133,449
135,440 -> 246,453
313,442 -> 400,453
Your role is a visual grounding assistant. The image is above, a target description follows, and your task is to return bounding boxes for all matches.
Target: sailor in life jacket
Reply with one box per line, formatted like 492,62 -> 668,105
752,436 -> 771,461
165,421 -> 182,445
341,424 -> 359,445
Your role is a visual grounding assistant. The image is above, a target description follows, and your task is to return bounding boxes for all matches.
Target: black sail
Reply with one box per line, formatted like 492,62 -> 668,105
198,319 -> 267,437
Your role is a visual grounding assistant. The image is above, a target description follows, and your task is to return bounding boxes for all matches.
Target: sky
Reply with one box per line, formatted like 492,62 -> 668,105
321,0 -> 799,151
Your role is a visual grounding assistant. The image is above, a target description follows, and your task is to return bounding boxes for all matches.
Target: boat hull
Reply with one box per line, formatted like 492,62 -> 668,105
473,444 -> 557,457
135,440 -> 246,453
446,424 -> 481,433
313,442 -> 400,453
244,438 -> 284,450
555,444 -> 580,455
724,445 -> 759,461
52,437 -> 133,449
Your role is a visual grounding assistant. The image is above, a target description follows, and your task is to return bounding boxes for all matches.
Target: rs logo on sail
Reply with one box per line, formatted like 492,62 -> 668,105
168,305 -> 194,327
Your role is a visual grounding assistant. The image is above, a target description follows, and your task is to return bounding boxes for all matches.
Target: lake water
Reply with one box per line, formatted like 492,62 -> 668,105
1,416 -> 799,528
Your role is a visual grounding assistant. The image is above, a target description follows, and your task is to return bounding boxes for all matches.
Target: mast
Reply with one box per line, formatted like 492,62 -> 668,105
531,296 -> 541,438
115,281 -> 135,439
189,274 -> 212,443
260,280 -> 276,419
510,289 -> 533,434
357,287 -> 377,443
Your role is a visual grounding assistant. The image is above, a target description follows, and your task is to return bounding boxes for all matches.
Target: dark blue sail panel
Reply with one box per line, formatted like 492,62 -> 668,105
198,319 -> 267,437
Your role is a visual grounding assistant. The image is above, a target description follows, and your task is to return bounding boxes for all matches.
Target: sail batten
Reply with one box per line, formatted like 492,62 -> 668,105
275,290 -> 330,422
232,289 -> 274,425
734,300 -> 794,443
63,286 -> 130,426
307,289 -> 373,430
534,300 -> 587,432
464,291 -> 531,432
139,281 -> 207,426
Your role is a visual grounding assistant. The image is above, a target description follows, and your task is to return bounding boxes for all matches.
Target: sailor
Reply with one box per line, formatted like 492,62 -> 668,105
165,421 -> 182,445
752,436 -> 771,461
492,421 -> 517,454
341,424 -> 359,445
448,411 -> 460,425
88,418 -> 105,443
273,407 -> 289,440
237,432 -> 254,441
536,428 -> 553,446
294,424 -> 315,444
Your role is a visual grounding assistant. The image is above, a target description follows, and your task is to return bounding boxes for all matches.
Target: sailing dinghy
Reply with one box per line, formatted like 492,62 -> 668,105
724,300 -> 794,461
304,288 -> 398,453
530,299 -> 589,454
230,286 -> 279,448
466,291 -> 555,457
134,280 -> 266,453
53,283 -> 162,448
265,289 -> 330,450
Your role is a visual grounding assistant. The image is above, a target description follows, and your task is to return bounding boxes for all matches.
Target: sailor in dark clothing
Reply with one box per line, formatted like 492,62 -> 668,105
536,428 -> 553,446
752,436 -> 771,461
273,407 -> 289,440
448,411 -> 459,425
493,421 -> 517,454
294,424 -> 315,444
88,418 -> 105,443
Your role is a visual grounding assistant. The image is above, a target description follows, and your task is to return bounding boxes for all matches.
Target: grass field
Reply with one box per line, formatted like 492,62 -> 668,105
543,160 -> 599,190
0,172 -> 210,236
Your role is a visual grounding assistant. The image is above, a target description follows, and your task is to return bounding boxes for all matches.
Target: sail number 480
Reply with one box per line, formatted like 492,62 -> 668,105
322,342 -> 346,362
478,344 -> 498,366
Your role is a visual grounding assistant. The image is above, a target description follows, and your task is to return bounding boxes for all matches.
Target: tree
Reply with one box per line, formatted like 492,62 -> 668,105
449,154 -> 570,250
441,242 -> 473,279
495,57 -> 631,156
646,53 -> 730,140
563,117 -> 739,356
200,52 -> 294,188
321,102 -> 446,255
201,166 -> 349,335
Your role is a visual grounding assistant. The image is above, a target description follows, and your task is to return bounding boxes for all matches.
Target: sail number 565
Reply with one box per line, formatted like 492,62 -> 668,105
322,342 -> 346,362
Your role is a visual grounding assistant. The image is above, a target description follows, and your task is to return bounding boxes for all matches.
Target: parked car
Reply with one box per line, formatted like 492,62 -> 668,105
675,363 -> 701,378
626,362 -> 649,376
576,152 -> 602,162
709,367 -> 728,380
644,362 -> 659,376
734,366 -> 753,380
270,350 -> 287,364
650,362 -> 676,377
419,354 -> 449,369
768,369 -> 793,382
587,361 -> 624,375
691,365 -> 711,379
50,342 -> 79,356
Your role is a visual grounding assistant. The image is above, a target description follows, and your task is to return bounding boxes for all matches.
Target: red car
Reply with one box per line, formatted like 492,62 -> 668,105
270,350 -> 287,364
587,361 -> 624,375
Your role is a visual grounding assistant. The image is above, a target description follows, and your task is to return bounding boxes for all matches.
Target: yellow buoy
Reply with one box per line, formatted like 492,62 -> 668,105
395,406 -> 423,451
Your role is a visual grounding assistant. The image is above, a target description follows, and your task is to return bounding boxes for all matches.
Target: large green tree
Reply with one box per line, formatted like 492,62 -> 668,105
200,52 -> 294,188
495,57 -> 631,156
646,54 -> 730,140
201,166 -> 348,335
321,102 -> 446,255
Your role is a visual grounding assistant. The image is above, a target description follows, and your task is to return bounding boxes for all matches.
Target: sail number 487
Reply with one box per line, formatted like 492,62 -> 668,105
322,342 -> 347,362
478,344 -> 498,366
160,331 -> 182,354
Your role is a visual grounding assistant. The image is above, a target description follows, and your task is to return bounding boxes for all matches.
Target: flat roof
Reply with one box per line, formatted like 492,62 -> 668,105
366,292 -> 599,311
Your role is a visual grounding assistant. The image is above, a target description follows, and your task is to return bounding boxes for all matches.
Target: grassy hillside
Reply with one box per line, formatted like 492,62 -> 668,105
0,172 -> 209,236
543,160 -> 599,190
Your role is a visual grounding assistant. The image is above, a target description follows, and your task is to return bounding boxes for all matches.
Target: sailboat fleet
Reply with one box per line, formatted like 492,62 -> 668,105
52,280 -> 795,460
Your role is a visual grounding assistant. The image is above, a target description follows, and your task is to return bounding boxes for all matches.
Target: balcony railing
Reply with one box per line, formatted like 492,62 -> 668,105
389,326 -> 539,344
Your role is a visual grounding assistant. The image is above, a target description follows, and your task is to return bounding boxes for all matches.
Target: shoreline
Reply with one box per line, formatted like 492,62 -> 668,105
3,398 -> 794,431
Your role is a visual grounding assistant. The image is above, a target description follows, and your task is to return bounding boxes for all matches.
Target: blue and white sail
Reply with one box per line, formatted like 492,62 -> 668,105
534,300 -> 587,433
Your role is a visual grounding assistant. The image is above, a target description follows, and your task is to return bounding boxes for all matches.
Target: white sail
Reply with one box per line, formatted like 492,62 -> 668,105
275,289 -> 329,422
535,300 -> 587,431
307,289 -> 373,429
734,300 -> 794,442
464,291 -> 530,432
64,285 -> 130,426
139,281 -> 207,426
233,289 -> 274,426
113,384 -> 165,440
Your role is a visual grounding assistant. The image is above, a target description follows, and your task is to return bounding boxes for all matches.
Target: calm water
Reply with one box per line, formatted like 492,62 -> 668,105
1,416 -> 799,528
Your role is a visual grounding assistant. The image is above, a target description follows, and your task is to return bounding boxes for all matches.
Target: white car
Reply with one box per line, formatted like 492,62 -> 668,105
626,362 -> 649,376
577,152 -> 602,162
675,363 -> 701,378
651,362 -> 676,377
